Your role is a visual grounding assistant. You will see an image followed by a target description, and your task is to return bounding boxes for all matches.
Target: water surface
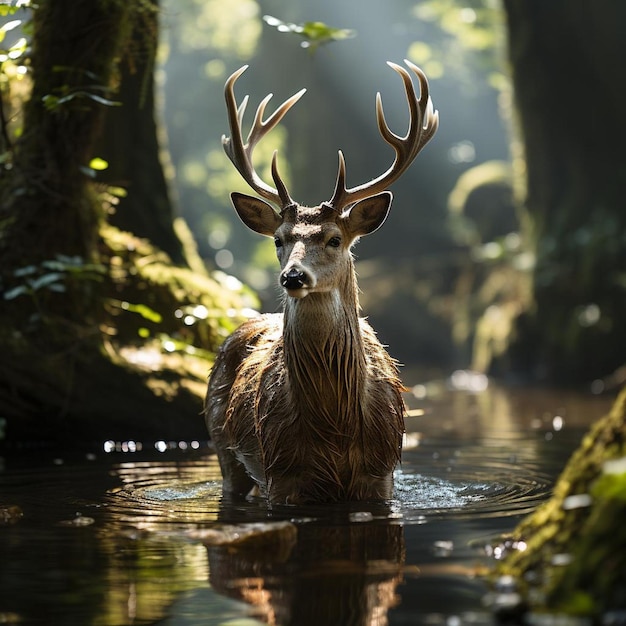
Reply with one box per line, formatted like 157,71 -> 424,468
0,382 -> 612,625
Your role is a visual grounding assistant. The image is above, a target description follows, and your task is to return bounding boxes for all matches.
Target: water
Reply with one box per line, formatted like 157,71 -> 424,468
0,382 -> 613,625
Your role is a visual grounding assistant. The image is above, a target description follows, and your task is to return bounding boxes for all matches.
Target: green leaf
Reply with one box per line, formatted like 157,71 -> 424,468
13,264 -> 37,277
41,256 -> 106,276
54,254 -> 83,265
7,36 -> 26,59
42,94 -> 59,111
29,272 -> 64,291
82,92 -> 121,107
40,259 -> 67,271
3,285 -> 28,300
120,301 -> 163,324
0,19 -> 21,33
105,185 -> 128,198
300,21 -> 355,43
44,91 -> 122,111
1,1 -> 29,16
0,18 -> 20,42
89,157 -> 108,171
263,15 -> 355,52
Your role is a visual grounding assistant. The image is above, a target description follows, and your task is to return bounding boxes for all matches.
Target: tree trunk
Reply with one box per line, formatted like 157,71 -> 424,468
0,0 -> 131,321
0,0 -> 256,445
96,1 -> 186,265
502,0 -> 626,384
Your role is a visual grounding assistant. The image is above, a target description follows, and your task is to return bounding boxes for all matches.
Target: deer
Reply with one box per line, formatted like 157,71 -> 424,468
204,60 -> 438,504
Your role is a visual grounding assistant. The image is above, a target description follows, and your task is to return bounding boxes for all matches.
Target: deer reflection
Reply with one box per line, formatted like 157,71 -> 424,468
205,507 -> 405,626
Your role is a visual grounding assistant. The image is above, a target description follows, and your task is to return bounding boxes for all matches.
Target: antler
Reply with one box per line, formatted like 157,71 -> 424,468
222,65 -> 306,209
328,60 -> 439,211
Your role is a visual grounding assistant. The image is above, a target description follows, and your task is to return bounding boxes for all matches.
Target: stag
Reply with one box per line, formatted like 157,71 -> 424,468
205,61 -> 438,504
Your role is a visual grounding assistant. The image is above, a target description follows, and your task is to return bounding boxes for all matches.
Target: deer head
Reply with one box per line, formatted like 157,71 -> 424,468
222,61 -> 439,299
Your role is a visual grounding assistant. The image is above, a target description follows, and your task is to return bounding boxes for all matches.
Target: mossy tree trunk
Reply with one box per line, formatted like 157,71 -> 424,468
96,0 -> 186,265
498,388 -> 626,614
502,0 -> 626,384
0,1 -> 221,444
0,0 -> 131,323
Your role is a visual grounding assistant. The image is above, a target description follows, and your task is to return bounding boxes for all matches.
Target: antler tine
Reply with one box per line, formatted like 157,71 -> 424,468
329,60 -> 439,211
222,65 -> 305,208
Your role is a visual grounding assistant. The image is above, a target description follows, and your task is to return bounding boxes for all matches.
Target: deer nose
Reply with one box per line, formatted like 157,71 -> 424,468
280,268 -> 307,290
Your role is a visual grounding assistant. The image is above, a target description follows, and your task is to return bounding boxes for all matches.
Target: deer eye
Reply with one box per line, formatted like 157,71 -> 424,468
327,236 -> 342,248
274,236 -> 283,248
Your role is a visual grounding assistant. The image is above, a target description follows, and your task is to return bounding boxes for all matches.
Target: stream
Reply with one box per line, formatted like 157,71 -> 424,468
0,377 -> 613,625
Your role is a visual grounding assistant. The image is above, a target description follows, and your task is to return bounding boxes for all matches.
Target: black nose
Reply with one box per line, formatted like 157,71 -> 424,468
280,269 -> 307,290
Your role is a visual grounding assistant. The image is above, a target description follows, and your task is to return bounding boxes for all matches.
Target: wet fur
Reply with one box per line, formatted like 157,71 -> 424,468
205,259 -> 405,504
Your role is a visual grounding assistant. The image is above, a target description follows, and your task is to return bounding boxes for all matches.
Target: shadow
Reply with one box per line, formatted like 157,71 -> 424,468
205,502 -> 406,626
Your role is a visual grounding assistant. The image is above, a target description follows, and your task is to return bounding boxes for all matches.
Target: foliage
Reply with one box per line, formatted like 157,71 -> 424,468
2,254 -> 106,301
0,2 -> 30,160
409,0 -> 506,85
41,84 -> 121,111
0,221 -> 260,441
262,15 -> 356,54
170,0 -> 261,58
444,160 -> 533,371
100,224 -> 258,349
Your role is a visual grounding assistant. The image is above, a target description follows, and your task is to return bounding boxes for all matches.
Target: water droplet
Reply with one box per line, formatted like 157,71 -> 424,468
551,553 -> 573,566
433,540 -> 454,557
59,513 -> 95,527
562,494 -> 592,510
603,457 -> 626,475
494,575 -> 517,593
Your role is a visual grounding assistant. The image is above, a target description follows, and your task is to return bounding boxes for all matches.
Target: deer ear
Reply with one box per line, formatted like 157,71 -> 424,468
343,191 -> 393,237
231,192 -> 283,237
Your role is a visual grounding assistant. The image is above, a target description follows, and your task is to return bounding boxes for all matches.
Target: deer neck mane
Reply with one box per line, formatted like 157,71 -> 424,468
282,263 -> 366,421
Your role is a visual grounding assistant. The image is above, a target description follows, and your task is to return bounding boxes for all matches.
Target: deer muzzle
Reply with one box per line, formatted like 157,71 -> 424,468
280,268 -> 308,291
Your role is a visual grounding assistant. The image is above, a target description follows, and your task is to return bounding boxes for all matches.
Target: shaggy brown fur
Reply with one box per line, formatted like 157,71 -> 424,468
205,314 -> 405,503
204,202 -> 406,504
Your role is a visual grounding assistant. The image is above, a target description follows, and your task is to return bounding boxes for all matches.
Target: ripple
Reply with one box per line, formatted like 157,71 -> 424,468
99,440 -> 554,526
394,437 -> 555,519
103,457 -> 224,526
0,436 -> 556,528
393,468 -> 551,520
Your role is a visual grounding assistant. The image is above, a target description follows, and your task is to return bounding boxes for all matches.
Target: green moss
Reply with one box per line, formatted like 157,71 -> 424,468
497,389 -> 626,615
100,223 -> 258,348
0,223 -> 259,443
